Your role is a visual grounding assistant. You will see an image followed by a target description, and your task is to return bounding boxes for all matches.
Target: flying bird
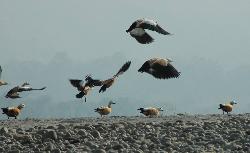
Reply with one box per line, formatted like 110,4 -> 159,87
69,75 -> 102,102
94,101 -> 116,117
138,58 -> 180,79
126,18 -> 172,44
1,103 -> 25,119
138,107 -> 163,117
218,100 -> 237,115
0,66 -> 8,86
99,61 -> 131,93
5,82 -> 46,99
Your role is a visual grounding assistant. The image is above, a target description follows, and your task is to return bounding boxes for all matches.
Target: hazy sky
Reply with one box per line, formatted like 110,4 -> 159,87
0,0 -> 250,118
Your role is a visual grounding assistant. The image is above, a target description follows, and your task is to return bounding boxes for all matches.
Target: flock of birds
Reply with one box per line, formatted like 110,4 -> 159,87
1,18 -> 237,119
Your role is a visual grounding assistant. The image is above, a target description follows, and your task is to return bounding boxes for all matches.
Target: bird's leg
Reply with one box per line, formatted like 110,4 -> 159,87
84,96 -> 86,102
8,117 -> 9,119
223,111 -> 224,115
15,116 -> 17,119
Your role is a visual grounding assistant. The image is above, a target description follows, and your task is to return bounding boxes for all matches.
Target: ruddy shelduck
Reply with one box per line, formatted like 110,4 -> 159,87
1,104 -> 25,119
94,101 -> 116,117
126,18 -> 172,44
138,107 -> 163,117
218,100 -> 237,115
138,58 -> 180,79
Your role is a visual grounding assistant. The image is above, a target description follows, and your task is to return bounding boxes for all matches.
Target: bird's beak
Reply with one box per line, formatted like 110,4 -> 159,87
112,102 -> 116,104
126,30 -> 129,33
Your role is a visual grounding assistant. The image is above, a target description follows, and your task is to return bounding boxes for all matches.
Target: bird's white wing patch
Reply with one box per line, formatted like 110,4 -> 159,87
130,28 -> 146,36
142,19 -> 157,26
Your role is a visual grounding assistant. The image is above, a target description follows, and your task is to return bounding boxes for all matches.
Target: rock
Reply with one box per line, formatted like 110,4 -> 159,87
51,148 -> 61,153
85,141 -> 98,149
57,124 -> 66,130
77,129 -> 88,137
91,130 -> 102,139
45,142 -> 55,151
92,149 -> 106,153
246,130 -> 250,135
7,150 -> 20,153
43,130 -> 58,140
47,126 -> 56,129
0,127 -> 8,134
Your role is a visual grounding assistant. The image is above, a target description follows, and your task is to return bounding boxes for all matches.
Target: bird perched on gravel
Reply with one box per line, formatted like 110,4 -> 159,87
99,61 -> 131,93
5,82 -> 46,99
94,101 -> 116,117
218,100 -> 237,115
126,18 -> 172,44
0,66 -> 8,86
1,103 -> 25,119
138,107 -> 163,117
69,75 -> 102,102
138,58 -> 180,79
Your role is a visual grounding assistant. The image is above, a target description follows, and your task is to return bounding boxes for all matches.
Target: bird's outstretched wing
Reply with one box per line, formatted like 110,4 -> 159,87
131,32 -> 154,44
140,20 -> 171,35
6,86 -> 19,97
151,63 -> 180,79
69,79 -> 83,89
114,61 -> 131,77
85,75 -> 103,87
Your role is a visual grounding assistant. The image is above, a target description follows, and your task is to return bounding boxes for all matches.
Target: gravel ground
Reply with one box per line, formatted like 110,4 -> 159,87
0,114 -> 250,153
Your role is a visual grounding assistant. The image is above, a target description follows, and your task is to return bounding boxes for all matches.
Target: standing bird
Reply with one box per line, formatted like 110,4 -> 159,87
218,100 -> 237,115
138,58 -> 180,79
126,18 -> 172,44
69,75 -> 102,102
0,66 -> 8,86
5,82 -> 46,99
1,104 -> 25,119
137,107 -> 163,117
99,61 -> 131,93
94,101 -> 116,117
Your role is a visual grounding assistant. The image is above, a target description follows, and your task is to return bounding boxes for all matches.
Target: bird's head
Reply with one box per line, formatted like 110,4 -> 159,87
109,101 -> 116,105
166,58 -> 173,63
230,100 -> 237,105
22,82 -> 30,86
157,108 -> 164,111
17,104 -> 25,109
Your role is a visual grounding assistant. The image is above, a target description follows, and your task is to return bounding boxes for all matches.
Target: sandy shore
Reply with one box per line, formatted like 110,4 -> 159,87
0,114 -> 250,153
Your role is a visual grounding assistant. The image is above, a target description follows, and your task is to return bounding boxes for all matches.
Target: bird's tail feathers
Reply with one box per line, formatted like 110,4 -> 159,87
114,61 -> 131,77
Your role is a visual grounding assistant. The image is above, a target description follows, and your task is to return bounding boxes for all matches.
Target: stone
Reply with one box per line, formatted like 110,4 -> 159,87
43,130 -> 58,140
91,130 -> 102,139
0,127 -> 8,134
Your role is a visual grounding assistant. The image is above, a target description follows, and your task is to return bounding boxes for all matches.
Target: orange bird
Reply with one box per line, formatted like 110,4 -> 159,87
1,104 -> 25,119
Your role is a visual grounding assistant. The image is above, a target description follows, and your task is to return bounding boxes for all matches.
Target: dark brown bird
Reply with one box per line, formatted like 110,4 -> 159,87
5,82 -> 46,99
99,61 -> 131,93
69,75 -> 102,102
126,18 -> 172,44
138,58 -> 180,79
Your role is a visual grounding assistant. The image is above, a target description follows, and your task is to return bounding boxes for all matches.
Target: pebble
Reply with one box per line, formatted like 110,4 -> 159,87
0,127 -> 8,134
44,130 -> 58,140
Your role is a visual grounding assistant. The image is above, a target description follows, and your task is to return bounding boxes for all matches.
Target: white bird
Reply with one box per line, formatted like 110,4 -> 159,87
126,18 -> 172,44
138,58 -> 180,79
